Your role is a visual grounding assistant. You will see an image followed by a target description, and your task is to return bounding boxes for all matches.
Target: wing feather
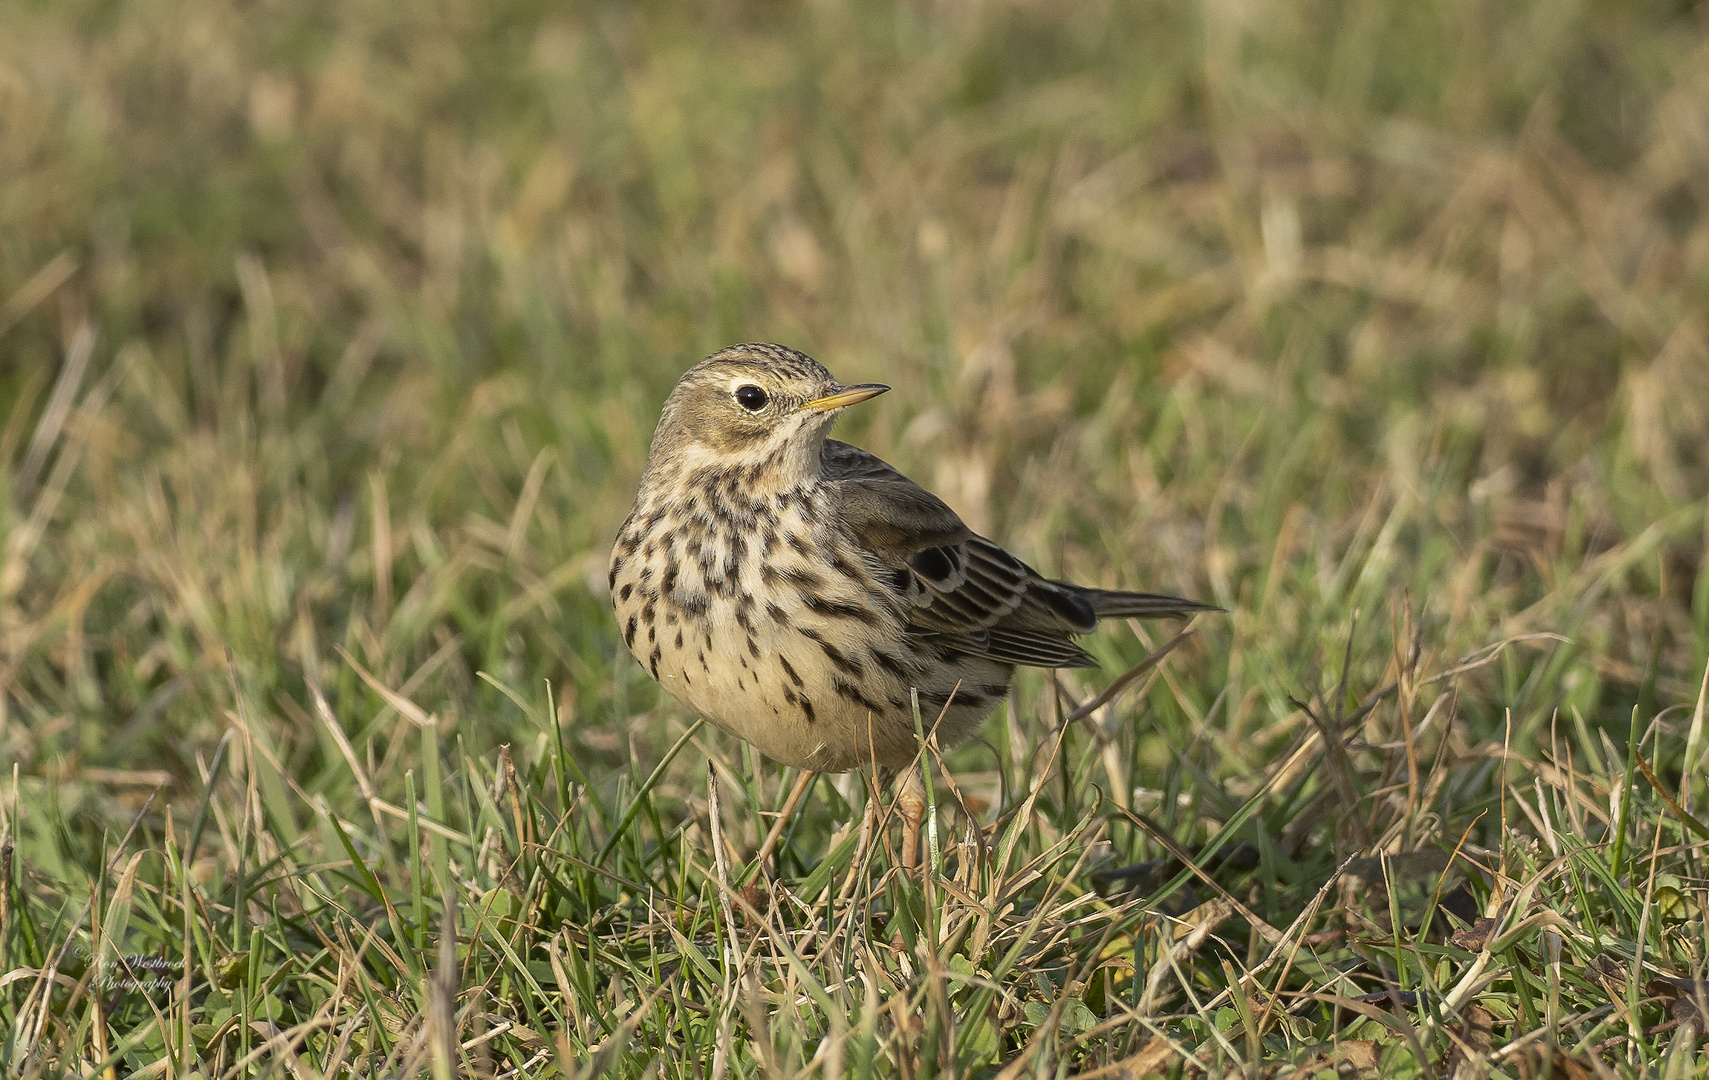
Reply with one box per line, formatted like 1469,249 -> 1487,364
824,439 -> 1209,669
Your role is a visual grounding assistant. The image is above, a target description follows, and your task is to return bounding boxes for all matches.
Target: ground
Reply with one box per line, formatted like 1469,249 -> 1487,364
1,1 -> 1707,1076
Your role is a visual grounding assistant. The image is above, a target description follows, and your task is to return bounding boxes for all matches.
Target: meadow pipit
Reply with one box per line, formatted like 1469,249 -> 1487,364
610,343 -> 1217,863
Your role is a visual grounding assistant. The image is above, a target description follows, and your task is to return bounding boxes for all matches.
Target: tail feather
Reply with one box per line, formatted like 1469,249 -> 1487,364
1064,584 -> 1223,620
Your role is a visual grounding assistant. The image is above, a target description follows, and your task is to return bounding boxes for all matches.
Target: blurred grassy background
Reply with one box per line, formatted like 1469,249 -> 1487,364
3,0 -> 1708,1073
5,0 -> 1706,779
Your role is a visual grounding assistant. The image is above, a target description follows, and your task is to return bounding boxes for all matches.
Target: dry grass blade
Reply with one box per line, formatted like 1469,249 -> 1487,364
16,321 -> 94,500
1062,625 -> 1197,726
2,1 -> 1706,1076
0,250 -> 77,340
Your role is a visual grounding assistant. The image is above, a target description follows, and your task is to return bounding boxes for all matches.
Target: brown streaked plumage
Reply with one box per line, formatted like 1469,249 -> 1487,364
608,343 -> 1218,781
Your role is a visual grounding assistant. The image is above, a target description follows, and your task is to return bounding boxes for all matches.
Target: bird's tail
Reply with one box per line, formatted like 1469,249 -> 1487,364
1066,585 -> 1223,620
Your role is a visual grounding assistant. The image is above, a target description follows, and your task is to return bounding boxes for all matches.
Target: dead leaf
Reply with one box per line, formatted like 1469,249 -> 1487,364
1645,976 -> 1709,1000
1672,995 -> 1706,1028
1513,1046 -> 1592,1080
735,882 -> 773,927
1587,954 -> 1626,988
1093,1033 -> 1179,1078
1451,918 -> 1497,952
1338,1039 -> 1380,1071
1445,1004 -> 1494,1079
1269,1040 -> 1382,1079
1646,977 -> 1709,1028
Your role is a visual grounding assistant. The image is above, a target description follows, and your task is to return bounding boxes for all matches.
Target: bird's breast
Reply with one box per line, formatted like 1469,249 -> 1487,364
609,486 -> 942,769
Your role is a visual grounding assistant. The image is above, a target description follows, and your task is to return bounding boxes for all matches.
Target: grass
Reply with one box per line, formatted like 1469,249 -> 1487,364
2,0 -> 1708,1075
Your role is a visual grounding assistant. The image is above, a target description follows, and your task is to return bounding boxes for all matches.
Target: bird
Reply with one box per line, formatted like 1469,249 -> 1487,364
608,343 -> 1217,867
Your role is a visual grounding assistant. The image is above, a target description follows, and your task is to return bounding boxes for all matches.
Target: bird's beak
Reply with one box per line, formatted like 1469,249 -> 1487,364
802,383 -> 890,414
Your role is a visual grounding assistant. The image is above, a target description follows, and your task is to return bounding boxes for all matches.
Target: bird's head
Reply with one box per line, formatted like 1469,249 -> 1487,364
643,343 -> 888,490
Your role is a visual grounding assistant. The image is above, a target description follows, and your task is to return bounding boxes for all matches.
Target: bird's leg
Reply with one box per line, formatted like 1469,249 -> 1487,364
895,765 -> 927,873
753,769 -> 814,872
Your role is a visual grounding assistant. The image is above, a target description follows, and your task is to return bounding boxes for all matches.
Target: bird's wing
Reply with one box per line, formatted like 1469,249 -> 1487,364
824,441 -> 1103,668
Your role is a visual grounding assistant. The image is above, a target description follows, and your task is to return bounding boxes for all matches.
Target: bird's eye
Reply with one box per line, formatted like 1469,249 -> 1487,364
734,385 -> 769,411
